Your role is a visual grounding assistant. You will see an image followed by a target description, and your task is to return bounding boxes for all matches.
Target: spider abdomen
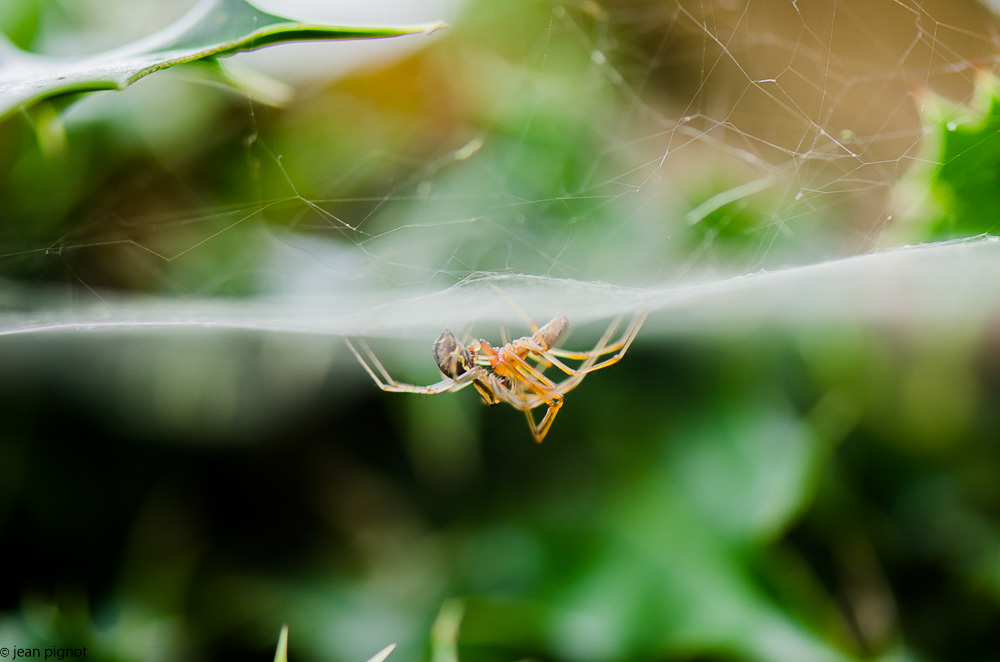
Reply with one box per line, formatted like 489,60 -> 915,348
536,314 -> 569,350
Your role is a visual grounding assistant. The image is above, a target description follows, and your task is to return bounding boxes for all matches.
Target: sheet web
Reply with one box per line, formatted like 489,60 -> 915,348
2,0 -> 1000,336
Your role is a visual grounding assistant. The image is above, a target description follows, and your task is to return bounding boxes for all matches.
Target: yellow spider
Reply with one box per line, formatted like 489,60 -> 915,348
347,311 -> 646,443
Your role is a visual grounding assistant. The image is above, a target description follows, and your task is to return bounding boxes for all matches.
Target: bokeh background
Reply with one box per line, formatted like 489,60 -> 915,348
4,0 -> 1000,660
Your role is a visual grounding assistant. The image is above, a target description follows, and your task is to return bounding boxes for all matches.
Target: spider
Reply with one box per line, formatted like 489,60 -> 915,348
346,311 -> 647,443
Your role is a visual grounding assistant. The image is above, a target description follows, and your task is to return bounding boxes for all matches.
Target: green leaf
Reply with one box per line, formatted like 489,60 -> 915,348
0,0 -> 445,123
363,644 -> 397,662
908,70 -> 1000,239
271,624 -> 395,662
273,624 -> 289,662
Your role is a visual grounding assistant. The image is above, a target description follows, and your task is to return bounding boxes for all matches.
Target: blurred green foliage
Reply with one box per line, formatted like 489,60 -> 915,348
914,72 -> 1000,239
4,1 -> 1000,662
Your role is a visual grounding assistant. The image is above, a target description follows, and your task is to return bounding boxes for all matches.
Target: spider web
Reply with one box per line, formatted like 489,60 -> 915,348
3,0 -> 1000,339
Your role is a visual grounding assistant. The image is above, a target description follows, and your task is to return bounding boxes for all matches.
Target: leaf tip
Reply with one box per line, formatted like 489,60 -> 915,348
422,21 -> 448,35
364,643 -> 397,662
273,624 -> 289,662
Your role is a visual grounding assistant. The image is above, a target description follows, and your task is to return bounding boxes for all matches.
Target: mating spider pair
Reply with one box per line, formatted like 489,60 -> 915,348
347,311 -> 647,443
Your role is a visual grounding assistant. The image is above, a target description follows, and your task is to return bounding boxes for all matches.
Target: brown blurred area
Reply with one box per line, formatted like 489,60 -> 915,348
596,0 -> 1000,239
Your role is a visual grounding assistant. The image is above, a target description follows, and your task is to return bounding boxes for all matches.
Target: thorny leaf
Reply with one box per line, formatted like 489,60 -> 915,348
0,0 -> 444,122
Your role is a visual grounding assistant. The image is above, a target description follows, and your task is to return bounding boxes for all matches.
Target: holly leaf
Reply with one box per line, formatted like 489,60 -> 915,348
901,70 -> 1000,240
0,0 -> 445,122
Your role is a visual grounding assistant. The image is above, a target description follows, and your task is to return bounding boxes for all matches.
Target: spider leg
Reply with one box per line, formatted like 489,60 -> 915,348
524,399 -> 564,443
345,338 -> 482,395
499,311 -> 648,412
498,350 -> 567,407
487,351 -> 567,443
519,311 -> 647,377
512,318 -> 618,375
564,309 -> 646,373
487,379 -> 561,444
486,346 -> 591,412
545,316 -> 624,361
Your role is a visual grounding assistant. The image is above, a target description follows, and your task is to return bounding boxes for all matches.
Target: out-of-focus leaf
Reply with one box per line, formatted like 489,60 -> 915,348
905,70 -> 1000,239
272,624 -> 395,662
363,643 -> 397,662
429,600 -> 463,662
273,624 -> 289,662
0,0 -> 445,122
